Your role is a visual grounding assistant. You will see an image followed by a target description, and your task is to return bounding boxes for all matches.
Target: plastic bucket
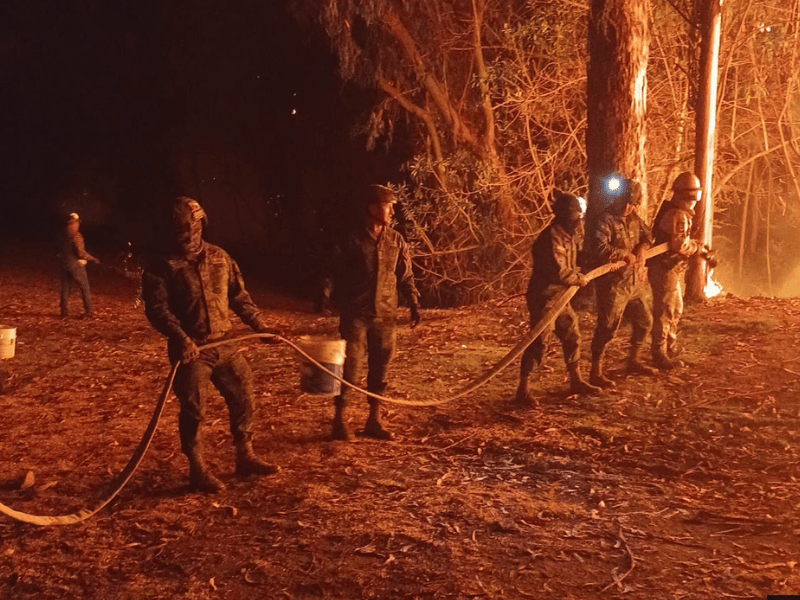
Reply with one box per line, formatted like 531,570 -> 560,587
0,326 -> 16,360
297,336 -> 347,395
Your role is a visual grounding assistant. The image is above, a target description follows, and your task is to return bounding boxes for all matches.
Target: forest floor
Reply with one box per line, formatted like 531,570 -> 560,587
1,245 -> 799,600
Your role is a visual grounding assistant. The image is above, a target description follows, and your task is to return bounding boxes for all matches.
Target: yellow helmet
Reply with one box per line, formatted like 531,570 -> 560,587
672,172 -> 702,193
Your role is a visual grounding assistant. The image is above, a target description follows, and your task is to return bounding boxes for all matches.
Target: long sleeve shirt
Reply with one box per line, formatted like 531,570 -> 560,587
324,225 -> 420,319
527,223 -> 584,296
59,228 -> 97,267
142,243 -> 267,344
652,205 -> 702,271
593,208 -> 653,286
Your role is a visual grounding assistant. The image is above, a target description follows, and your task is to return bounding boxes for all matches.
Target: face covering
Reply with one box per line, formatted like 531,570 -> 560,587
173,199 -> 206,259
176,218 -> 204,258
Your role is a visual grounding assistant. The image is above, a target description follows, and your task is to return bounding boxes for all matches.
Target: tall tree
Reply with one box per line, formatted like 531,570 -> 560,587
586,0 -> 650,225
686,0 -> 723,300
297,0 -> 800,302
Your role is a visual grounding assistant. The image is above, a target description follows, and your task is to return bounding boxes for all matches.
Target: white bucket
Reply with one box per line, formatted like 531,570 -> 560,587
296,336 -> 347,395
0,326 -> 16,360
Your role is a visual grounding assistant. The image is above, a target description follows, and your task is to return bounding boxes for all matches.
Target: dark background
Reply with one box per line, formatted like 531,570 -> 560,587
0,0 -> 409,293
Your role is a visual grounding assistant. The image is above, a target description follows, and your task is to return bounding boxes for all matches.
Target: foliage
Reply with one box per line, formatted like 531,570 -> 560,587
296,0 -> 800,303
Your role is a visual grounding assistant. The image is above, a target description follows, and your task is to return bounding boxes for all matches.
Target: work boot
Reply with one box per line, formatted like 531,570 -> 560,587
187,450 -> 225,494
513,386 -> 537,407
235,441 -> 280,478
589,348 -> 615,389
363,401 -> 394,440
331,396 -> 352,441
668,344 -> 684,359
627,346 -> 657,376
568,363 -> 601,396
653,352 -> 676,371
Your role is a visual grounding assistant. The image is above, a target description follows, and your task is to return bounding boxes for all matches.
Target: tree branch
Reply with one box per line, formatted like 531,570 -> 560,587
381,8 -> 480,151
377,76 -> 447,186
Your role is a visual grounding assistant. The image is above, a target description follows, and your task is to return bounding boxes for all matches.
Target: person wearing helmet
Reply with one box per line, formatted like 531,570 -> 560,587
648,172 -> 704,370
58,212 -> 100,319
513,189 -> 600,404
142,196 -> 284,493
320,184 -> 421,441
589,179 -> 657,388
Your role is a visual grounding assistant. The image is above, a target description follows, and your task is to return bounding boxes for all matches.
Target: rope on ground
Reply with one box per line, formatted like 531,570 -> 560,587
0,244 -> 666,526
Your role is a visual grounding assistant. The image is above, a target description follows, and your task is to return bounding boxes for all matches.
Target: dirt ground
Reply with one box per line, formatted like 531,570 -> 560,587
1,246 -> 799,600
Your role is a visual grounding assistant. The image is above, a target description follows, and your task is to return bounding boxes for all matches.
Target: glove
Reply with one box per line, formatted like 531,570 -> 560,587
409,305 -> 421,328
178,337 -> 199,364
577,274 -> 591,287
704,249 -> 719,269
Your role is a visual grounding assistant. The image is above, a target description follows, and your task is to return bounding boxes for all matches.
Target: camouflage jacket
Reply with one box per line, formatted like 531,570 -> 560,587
58,228 -> 97,268
526,223 -> 584,297
142,243 -> 267,344
593,208 -> 653,287
324,225 -> 420,319
652,205 -> 702,272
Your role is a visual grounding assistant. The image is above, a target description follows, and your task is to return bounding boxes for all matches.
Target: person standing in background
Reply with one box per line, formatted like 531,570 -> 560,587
58,212 -> 100,319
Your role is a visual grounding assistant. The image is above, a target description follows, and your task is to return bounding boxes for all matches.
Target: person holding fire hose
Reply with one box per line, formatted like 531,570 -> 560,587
320,184 -> 421,441
58,212 -> 100,319
589,178 -> 657,388
142,196 -> 283,494
649,172 -> 714,370
513,189 -> 601,405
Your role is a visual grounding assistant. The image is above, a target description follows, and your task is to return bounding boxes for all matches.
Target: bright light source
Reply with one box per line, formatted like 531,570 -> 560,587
607,177 -> 621,192
704,272 -> 723,298
292,109 -> 297,115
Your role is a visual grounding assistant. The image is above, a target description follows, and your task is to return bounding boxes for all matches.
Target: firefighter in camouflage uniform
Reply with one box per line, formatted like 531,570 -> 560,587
649,172 -> 705,370
142,196 -> 283,493
589,179 -> 657,388
513,189 -> 600,405
321,185 -> 421,442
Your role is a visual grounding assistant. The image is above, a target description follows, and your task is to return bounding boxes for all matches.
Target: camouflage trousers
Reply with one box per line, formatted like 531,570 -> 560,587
519,284 -> 581,379
337,315 -> 397,406
648,264 -> 684,357
591,278 -> 653,356
170,343 -> 256,454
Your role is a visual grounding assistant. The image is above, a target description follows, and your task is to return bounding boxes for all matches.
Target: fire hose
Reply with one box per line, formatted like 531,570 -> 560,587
0,243 -> 667,526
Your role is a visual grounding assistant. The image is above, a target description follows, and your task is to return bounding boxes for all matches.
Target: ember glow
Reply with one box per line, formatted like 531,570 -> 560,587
704,272 -> 723,298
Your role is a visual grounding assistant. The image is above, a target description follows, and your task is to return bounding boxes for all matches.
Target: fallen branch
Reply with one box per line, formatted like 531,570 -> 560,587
600,529 -> 637,593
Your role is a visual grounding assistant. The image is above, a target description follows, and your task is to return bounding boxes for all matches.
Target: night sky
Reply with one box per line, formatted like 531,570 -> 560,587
1,0 -> 406,283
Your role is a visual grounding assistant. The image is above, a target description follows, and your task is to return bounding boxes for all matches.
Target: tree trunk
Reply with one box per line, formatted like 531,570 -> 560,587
686,0 -> 723,302
737,160 -> 755,278
766,166 -> 774,296
586,0 -> 650,233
